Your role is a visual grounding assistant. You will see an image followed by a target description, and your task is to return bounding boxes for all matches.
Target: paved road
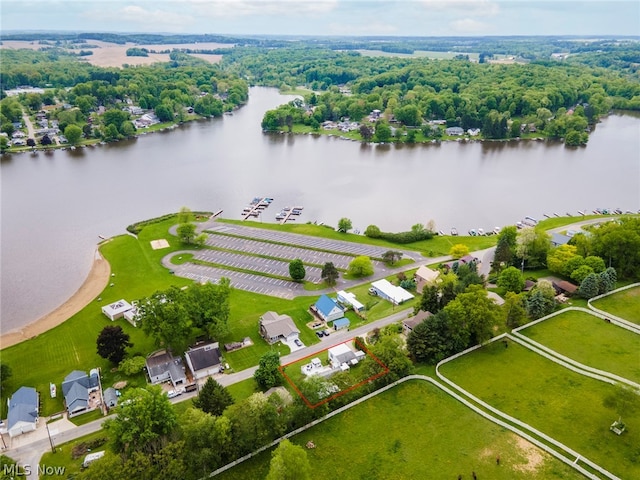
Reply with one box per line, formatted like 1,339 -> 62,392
22,112 -> 35,139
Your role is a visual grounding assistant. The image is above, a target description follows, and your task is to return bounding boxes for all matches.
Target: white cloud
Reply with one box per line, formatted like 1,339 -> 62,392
450,18 -> 490,33
84,4 -> 193,28
327,21 -> 399,36
186,0 -> 338,17
421,0 -> 500,17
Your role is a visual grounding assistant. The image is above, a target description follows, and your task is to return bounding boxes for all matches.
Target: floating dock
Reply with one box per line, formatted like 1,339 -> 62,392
242,197 -> 273,220
277,206 -> 303,224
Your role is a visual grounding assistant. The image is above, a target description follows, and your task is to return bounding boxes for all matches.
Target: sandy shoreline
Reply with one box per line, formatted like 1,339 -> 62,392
0,249 -> 111,349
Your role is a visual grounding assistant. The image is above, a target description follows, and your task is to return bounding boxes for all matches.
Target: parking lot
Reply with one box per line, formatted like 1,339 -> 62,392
165,221 -> 414,300
206,223 -> 411,260
194,249 -> 323,283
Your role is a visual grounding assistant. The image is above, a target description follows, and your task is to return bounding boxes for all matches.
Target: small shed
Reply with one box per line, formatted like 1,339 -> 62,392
336,291 -> 365,312
333,318 -> 351,331
103,387 -> 118,409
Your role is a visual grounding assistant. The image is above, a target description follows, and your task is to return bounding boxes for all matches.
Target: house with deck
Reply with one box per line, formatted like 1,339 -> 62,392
145,351 -> 187,387
62,370 -> 101,418
259,311 -> 300,345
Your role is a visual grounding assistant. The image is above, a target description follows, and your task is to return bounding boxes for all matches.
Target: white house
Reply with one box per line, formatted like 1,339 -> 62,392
7,387 -> 39,437
328,343 -> 365,369
184,342 -> 222,380
445,126 -> 464,136
370,279 -> 414,305
259,311 -> 300,344
101,300 -> 133,321
336,291 -> 364,312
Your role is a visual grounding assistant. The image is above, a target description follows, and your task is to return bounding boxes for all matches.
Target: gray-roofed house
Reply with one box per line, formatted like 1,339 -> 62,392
145,350 -> 187,387
402,310 -> 433,336
185,342 -> 222,380
259,311 -> 300,345
445,126 -> 464,136
7,386 -> 39,437
103,387 -> 118,409
551,233 -> 572,247
62,370 -> 101,418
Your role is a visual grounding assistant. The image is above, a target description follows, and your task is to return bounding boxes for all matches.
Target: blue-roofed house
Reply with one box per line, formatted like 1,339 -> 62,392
311,295 -> 345,323
332,318 -> 350,331
551,233 -> 572,247
62,370 -> 101,418
7,387 -> 39,437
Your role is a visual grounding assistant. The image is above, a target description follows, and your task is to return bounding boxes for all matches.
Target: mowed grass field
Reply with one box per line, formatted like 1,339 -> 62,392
440,341 -> 640,479
519,310 -> 640,383
217,380 -> 584,480
591,285 -> 640,324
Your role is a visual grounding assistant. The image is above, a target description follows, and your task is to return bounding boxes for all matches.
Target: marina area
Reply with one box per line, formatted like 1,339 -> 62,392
240,197 -> 304,224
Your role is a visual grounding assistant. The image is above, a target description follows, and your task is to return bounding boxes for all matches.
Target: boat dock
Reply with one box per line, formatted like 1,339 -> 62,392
276,206 -> 303,224
242,197 -> 273,220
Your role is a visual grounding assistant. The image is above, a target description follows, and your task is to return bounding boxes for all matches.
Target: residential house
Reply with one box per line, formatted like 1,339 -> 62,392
101,299 -> 134,321
445,126 -> 464,136
467,128 -> 481,136
259,311 -> 300,345
184,342 -> 222,380
145,351 -> 187,387
551,233 -> 572,247
402,310 -> 432,336
414,266 -> 440,293
311,295 -> 345,322
336,291 -> 364,312
328,343 -> 365,369
442,254 -> 479,271
6,387 -> 39,437
370,279 -> 414,305
62,370 -> 101,418
552,280 -> 578,296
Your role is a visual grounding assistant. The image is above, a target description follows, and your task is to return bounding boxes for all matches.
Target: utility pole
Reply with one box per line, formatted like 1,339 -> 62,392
45,422 -> 55,453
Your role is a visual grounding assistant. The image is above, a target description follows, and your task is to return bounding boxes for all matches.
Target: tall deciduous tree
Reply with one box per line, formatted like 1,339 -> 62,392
449,244 -> 470,259
138,286 -> 193,353
184,279 -> 231,339
503,292 -> 527,329
254,351 -> 282,390
321,262 -> 339,286
382,250 -> 403,265
444,285 -> 499,346
497,266 -> 524,293
64,124 -> 82,145
289,259 -> 306,282
96,325 -> 132,364
193,377 -> 234,416
266,440 -> 311,480
176,222 -> 196,244
103,386 -> 177,457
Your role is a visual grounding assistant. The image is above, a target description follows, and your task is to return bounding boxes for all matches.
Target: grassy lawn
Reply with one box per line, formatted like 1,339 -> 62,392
216,380 -> 584,480
591,286 -> 640,324
69,409 -> 104,426
440,341 -> 640,480
225,378 -> 260,402
217,218 -> 495,256
40,431 -> 108,477
347,281 -> 417,324
519,310 -> 640,383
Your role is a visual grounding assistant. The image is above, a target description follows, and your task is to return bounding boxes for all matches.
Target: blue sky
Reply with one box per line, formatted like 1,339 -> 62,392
1,1 -> 638,37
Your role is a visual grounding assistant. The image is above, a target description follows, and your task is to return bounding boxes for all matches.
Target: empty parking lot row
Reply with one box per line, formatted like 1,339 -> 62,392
194,250 -> 323,283
208,223 -> 400,259
176,264 -> 303,299
203,234 -> 360,270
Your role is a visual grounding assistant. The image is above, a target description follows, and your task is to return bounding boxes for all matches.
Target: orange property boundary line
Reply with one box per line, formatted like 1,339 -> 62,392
279,338 -> 390,409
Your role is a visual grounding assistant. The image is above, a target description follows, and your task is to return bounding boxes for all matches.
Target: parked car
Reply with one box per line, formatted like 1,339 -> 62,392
167,389 -> 182,399
294,339 -> 303,347
316,331 -> 325,338
368,287 -> 378,296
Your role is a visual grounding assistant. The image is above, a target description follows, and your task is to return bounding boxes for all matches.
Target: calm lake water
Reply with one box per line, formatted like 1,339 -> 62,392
1,87 -> 639,332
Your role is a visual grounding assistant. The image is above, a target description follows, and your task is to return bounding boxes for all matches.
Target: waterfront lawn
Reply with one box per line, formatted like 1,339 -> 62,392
520,310 -> 640,383
440,341 -> 640,480
216,380 -> 584,480
591,286 -> 640,324
218,218 -> 495,256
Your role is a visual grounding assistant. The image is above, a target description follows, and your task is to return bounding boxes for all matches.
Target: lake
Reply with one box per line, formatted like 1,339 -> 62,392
1,87 -> 639,332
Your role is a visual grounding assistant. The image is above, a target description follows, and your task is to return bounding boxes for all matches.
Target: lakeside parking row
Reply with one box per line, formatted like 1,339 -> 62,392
207,223 -> 408,260
203,231 -> 380,270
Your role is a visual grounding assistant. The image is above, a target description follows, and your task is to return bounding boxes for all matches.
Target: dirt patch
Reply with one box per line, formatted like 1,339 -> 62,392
512,435 -> 546,473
